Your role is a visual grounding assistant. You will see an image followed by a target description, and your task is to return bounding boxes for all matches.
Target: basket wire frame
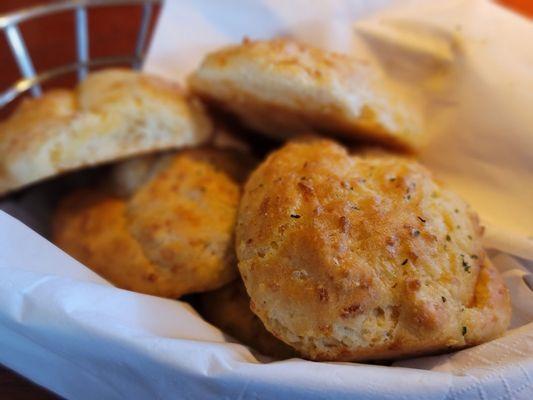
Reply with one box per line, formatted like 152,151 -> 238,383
0,0 -> 162,108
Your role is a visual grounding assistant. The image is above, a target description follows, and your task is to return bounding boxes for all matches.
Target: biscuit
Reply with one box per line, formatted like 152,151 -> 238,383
53,147 -> 253,298
126,148 -> 255,294
52,189 -> 180,297
198,280 -> 296,359
236,139 -> 511,361
0,69 -> 212,196
189,38 -> 423,151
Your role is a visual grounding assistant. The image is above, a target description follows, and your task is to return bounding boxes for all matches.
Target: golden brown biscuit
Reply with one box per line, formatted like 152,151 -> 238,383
189,38 -> 423,151
0,69 -> 212,196
236,139 -> 511,361
126,148 -> 255,295
53,147 -> 253,298
198,280 -> 296,359
52,189 -> 182,297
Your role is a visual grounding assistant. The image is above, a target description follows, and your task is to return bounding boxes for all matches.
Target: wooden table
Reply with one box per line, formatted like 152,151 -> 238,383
0,0 -> 530,399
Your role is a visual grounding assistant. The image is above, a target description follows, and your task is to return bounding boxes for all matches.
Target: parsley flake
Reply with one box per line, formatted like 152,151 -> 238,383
462,259 -> 471,273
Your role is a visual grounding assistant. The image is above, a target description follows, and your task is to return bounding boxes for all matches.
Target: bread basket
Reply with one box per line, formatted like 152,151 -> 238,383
0,1 -> 532,399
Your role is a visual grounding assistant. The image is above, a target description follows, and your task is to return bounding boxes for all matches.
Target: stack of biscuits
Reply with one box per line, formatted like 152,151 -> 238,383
0,38 -> 511,362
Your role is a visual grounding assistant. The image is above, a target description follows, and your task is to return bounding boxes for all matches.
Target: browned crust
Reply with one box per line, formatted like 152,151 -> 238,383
0,69 -> 212,197
190,38 -> 423,152
52,148 -> 254,299
236,138 -> 511,361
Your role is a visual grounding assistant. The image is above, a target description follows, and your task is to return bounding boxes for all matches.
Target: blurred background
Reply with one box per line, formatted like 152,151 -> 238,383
0,0 -> 530,398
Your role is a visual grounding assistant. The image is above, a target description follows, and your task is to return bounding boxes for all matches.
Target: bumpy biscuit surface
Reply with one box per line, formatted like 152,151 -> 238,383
53,148 -> 252,298
126,148 -> 254,295
53,189 -> 182,297
236,139 -> 510,361
190,39 -> 422,151
0,69 -> 211,196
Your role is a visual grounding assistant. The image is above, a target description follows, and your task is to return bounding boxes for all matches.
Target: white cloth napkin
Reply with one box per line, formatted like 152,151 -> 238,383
1,0 -> 532,399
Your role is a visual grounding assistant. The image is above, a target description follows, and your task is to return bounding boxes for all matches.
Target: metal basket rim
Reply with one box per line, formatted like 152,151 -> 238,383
0,0 -> 161,29
1,0 -> 163,108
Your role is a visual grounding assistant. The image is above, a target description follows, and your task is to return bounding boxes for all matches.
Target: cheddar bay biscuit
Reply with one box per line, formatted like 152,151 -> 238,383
52,189 -> 180,297
236,139 -> 510,361
126,148 -> 255,295
0,69 -> 211,196
190,38 -> 423,151
53,147 -> 253,298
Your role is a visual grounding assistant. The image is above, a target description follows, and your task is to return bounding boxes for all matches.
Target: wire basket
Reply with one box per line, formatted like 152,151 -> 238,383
0,0 -> 163,109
